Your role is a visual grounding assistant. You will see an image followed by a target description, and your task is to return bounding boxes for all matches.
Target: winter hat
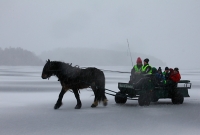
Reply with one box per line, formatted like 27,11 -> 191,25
158,67 -> 162,72
144,58 -> 149,63
165,67 -> 169,70
136,57 -> 142,64
174,67 -> 179,71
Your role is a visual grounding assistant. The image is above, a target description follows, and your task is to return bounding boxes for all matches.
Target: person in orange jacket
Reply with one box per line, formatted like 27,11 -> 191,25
169,67 -> 181,83
167,67 -> 181,95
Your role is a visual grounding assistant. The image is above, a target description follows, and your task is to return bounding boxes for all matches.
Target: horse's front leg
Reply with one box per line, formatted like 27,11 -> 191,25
72,89 -> 82,109
54,88 -> 67,109
91,86 -> 98,108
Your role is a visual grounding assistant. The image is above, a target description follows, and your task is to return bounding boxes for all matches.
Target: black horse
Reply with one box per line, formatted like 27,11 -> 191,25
41,59 -> 107,109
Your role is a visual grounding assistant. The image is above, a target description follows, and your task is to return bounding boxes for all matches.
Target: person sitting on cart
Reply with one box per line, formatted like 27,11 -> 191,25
142,58 -> 152,74
167,67 -> 181,94
129,57 -> 143,83
169,67 -> 181,83
133,58 -> 152,88
155,67 -> 164,82
163,66 -> 170,80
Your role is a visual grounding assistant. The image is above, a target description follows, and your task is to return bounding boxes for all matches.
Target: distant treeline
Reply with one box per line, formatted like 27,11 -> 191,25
0,47 -> 44,66
39,47 -> 166,66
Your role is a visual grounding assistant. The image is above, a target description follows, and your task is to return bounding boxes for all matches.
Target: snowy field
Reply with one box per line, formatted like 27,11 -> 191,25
0,66 -> 200,135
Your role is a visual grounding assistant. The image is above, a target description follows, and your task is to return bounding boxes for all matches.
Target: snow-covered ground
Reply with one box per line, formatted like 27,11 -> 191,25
0,66 -> 200,135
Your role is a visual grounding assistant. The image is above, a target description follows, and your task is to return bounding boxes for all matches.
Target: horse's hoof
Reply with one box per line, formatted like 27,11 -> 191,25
91,104 -> 97,108
91,101 -> 98,108
103,99 -> 108,106
54,103 -> 62,109
75,105 -> 81,109
103,102 -> 107,106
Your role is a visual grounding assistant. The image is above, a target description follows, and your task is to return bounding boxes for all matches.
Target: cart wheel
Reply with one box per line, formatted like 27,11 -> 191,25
115,92 -> 127,104
138,94 -> 151,106
172,92 -> 184,104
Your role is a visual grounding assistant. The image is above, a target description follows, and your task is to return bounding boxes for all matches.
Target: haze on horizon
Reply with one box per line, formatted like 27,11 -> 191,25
0,0 -> 200,69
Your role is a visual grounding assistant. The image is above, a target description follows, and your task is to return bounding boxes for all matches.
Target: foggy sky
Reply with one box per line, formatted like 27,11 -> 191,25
0,0 -> 200,68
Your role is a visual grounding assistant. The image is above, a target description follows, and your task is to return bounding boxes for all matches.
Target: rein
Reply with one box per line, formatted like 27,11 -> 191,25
99,69 -> 130,74
81,67 -> 131,74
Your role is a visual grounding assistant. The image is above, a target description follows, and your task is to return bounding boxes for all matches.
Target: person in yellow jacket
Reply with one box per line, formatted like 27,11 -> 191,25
142,58 -> 152,74
129,57 -> 143,83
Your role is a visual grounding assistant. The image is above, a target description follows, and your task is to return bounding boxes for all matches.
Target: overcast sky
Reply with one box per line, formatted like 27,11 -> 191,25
0,0 -> 200,68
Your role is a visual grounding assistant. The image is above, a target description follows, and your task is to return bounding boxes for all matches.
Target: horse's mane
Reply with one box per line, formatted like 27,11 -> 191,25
51,61 -> 81,80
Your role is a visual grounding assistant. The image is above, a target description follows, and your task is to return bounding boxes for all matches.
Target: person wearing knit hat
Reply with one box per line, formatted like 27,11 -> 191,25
142,58 -> 152,74
129,57 -> 143,83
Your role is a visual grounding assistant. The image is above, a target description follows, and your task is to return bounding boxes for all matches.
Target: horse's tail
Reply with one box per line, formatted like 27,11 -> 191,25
96,69 -> 106,102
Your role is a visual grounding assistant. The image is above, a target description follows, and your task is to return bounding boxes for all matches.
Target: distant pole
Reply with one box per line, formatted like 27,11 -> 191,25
127,39 -> 133,67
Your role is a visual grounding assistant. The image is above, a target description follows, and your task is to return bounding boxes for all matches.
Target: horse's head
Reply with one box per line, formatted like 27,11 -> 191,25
41,59 -> 53,79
